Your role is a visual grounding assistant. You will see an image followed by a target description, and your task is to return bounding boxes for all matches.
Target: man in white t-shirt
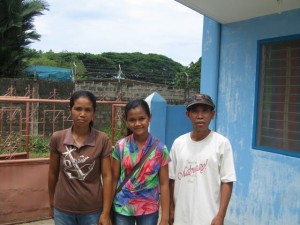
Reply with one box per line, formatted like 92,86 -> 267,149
169,93 -> 236,225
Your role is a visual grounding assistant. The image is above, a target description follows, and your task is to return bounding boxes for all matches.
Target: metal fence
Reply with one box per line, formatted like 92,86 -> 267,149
0,88 -> 126,159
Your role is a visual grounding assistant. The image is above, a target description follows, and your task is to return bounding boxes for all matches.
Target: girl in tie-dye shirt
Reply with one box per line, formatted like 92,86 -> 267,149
111,99 -> 170,225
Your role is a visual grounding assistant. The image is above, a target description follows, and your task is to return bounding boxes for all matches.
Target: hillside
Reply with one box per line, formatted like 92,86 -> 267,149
28,50 -> 200,87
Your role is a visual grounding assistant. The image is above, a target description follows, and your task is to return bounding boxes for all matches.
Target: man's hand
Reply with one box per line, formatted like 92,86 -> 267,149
159,217 -> 169,225
211,214 -> 224,225
169,179 -> 175,225
169,209 -> 174,225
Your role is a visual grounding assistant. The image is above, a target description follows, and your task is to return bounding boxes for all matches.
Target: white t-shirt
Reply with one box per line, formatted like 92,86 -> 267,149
169,131 -> 236,225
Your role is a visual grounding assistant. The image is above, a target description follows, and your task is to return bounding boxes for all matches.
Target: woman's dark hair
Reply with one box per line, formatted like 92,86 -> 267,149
70,90 -> 97,127
124,99 -> 151,136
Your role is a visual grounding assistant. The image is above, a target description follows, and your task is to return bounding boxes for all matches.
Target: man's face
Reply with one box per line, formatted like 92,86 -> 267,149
186,104 -> 215,133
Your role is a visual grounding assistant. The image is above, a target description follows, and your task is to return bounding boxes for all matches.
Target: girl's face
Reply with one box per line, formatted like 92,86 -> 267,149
126,106 -> 151,138
71,97 -> 94,128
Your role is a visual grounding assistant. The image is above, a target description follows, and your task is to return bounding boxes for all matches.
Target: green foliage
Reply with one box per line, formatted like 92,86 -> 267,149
0,0 -> 49,77
28,51 -> 200,85
175,58 -> 201,88
27,136 -> 50,158
0,0 -> 201,85
100,52 -> 183,84
0,135 -> 50,158
31,136 -> 49,153
31,51 -> 184,84
28,49 -> 87,79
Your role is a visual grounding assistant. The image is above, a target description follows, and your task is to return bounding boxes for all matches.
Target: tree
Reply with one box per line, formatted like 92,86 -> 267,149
29,51 -> 186,84
175,58 -> 201,88
27,50 -> 202,86
0,0 -> 48,77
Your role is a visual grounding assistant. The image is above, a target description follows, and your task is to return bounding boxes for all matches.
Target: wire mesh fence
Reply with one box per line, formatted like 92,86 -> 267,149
0,88 -> 127,159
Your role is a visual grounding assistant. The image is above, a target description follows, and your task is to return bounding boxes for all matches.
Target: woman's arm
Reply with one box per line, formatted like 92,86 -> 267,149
48,151 -> 60,218
99,156 -> 113,225
112,157 -> 121,196
159,165 -> 170,225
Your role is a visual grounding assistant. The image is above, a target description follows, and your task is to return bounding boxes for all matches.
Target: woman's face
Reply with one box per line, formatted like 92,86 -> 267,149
71,97 -> 94,127
126,106 -> 151,138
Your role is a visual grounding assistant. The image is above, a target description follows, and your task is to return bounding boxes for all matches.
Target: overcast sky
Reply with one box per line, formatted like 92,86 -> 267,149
30,0 -> 203,66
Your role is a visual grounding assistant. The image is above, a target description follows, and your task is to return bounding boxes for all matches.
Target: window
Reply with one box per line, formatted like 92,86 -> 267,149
254,35 -> 300,157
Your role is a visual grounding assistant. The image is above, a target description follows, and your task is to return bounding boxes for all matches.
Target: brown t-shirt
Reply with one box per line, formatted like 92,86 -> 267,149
50,127 -> 112,214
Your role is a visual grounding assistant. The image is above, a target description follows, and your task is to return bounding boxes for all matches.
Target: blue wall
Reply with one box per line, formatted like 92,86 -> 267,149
165,105 -> 192,149
146,92 -> 192,150
202,9 -> 300,225
146,92 -> 167,142
201,18 -> 221,130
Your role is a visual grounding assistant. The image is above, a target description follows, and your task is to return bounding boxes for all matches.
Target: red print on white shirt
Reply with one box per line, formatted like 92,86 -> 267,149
177,159 -> 208,180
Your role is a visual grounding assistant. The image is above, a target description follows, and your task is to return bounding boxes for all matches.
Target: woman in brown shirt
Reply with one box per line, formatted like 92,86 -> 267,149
48,90 -> 112,225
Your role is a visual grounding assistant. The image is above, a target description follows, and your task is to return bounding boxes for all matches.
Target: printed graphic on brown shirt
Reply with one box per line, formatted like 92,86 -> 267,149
62,145 -> 95,180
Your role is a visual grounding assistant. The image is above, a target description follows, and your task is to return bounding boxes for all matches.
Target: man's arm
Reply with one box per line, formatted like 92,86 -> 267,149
211,182 -> 233,225
169,179 -> 175,225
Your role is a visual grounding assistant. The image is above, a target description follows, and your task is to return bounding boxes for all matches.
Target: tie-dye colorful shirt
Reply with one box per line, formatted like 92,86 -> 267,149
112,134 -> 170,216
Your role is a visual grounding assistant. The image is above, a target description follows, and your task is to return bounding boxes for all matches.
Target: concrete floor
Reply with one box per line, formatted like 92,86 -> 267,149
18,219 -> 54,225
18,207 -> 162,225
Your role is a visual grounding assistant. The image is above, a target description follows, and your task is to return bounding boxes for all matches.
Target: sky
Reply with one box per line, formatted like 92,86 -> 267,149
30,0 -> 204,66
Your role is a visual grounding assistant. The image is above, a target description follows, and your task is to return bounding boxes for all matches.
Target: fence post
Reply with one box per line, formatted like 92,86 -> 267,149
145,92 -> 167,143
31,84 -> 39,136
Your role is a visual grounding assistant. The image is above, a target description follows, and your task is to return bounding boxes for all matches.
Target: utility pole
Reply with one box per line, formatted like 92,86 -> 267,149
117,64 -> 123,82
185,72 -> 190,98
185,72 -> 189,87
72,62 -> 77,82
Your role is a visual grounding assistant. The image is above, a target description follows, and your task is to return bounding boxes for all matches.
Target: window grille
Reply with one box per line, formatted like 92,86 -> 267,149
255,36 -> 300,156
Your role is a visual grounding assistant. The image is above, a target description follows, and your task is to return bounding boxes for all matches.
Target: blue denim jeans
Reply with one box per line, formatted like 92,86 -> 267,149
114,211 -> 159,225
54,208 -> 100,225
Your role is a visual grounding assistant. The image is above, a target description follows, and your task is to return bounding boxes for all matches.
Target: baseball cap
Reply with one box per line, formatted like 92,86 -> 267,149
185,93 -> 215,110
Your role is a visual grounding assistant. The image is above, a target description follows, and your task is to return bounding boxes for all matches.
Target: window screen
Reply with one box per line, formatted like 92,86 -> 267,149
255,37 -> 300,156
